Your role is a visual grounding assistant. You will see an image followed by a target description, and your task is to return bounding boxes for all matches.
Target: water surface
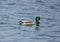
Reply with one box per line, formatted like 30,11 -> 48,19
0,0 -> 60,42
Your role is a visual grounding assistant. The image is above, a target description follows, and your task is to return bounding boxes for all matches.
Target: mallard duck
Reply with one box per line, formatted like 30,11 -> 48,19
19,16 -> 41,26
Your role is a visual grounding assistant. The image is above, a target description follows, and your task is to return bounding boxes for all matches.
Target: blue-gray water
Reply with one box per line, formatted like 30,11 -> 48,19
0,0 -> 60,42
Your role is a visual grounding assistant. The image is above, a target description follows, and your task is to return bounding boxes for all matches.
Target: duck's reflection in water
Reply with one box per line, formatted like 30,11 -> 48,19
35,25 -> 40,31
19,23 -> 41,31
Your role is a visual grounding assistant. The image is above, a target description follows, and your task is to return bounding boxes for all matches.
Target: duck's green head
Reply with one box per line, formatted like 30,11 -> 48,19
35,16 -> 41,22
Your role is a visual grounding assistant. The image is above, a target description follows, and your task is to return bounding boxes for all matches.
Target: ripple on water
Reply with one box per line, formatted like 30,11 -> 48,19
0,22 -> 7,24
55,4 -> 60,6
0,0 -> 7,1
36,0 -> 45,5
7,3 -> 16,5
0,36 -> 5,39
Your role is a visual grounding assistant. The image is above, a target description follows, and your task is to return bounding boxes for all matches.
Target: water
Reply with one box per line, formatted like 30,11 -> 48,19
0,0 -> 60,42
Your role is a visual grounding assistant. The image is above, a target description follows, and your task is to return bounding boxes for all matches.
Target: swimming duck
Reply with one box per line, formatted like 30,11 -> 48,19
19,16 -> 41,26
